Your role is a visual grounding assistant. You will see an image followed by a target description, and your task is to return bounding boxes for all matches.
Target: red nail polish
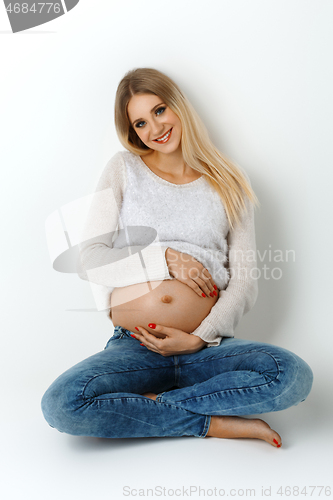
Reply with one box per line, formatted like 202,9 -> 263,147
213,285 -> 217,290
277,444 -> 281,448
130,334 -> 136,338
209,292 -> 214,297
148,323 -> 156,329
202,293 -> 206,297
135,327 -> 139,331
140,343 -> 144,346
273,439 -> 279,445
213,291 -> 217,296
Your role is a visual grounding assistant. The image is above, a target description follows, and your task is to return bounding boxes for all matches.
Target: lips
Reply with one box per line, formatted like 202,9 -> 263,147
153,128 -> 173,142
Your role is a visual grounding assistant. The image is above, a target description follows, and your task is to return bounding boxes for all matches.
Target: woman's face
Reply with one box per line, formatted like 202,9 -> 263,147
127,93 -> 182,153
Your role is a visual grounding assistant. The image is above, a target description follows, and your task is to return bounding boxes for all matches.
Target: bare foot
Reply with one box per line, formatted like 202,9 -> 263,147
206,416 -> 282,448
142,392 -> 157,401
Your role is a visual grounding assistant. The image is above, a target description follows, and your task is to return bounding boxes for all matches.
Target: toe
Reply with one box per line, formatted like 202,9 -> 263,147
273,436 -> 282,447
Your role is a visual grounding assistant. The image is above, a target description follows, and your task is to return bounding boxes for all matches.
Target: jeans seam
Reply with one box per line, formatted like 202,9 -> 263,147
174,355 -> 180,386
170,379 -> 277,408
94,399 -> 170,430
179,348 -> 281,367
263,350 -> 310,408
94,394 -> 207,415
82,367 -> 171,399
199,415 -> 211,438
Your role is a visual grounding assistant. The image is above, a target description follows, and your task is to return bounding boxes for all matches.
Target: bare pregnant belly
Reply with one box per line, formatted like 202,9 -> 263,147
110,279 -> 219,338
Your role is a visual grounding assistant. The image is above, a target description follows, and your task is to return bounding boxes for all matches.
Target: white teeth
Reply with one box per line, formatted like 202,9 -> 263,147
155,129 -> 171,141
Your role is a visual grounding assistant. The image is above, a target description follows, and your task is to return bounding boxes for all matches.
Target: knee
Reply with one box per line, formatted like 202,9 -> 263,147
250,344 -> 314,410
41,372 -> 84,434
293,356 -> 314,404
275,350 -> 314,409
41,379 -> 66,432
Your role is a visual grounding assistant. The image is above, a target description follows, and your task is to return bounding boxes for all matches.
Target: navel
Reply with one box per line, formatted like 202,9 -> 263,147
161,295 -> 172,304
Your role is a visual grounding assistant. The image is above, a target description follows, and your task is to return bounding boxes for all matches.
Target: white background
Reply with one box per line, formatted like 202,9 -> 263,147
1,1 -> 332,499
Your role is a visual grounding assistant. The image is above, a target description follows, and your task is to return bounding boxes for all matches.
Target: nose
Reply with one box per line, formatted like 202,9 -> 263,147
150,118 -> 165,139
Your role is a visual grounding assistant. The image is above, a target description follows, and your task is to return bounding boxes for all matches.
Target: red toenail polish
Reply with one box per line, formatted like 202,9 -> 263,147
148,323 -> 156,329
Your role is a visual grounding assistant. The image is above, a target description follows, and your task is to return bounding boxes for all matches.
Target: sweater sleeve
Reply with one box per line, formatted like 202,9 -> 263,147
77,151 -> 172,289
190,192 -> 259,347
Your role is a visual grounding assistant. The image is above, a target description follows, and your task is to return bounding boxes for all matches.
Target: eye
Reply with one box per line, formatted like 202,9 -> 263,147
156,106 -> 166,115
135,121 -> 145,129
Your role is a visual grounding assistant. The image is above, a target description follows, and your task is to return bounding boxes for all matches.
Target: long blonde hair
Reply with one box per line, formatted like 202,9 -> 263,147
114,67 -> 259,229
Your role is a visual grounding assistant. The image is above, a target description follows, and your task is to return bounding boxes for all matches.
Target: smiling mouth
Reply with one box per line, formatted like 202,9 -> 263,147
153,128 -> 172,143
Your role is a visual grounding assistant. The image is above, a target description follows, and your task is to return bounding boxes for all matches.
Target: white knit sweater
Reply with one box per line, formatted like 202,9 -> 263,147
78,150 -> 258,346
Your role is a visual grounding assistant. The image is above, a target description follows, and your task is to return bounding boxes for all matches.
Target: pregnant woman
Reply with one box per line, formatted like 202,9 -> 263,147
41,68 -> 313,447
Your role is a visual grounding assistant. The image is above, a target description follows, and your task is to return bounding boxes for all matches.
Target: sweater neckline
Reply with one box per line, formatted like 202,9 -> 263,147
136,154 -> 205,187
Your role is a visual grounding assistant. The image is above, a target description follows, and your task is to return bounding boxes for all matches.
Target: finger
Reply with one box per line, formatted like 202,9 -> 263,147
146,324 -> 177,337
133,329 -> 161,352
140,340 -> 160,353
201,271 -> 215,294
202,269 -> 218,294
187,268 -> 212,297
141,337 -> 165,354
143,340 -> 173,357
131,331 -> 144,343
184,271 -> 203,296
188,273 -> 212,297
195,276 -> 214,297
132,328 -> 156,345
136,327 -> 165,348
135,326 -> 156,340
204,277 -> 218,296
185,278 -> 207,297
131,326 -> 144,341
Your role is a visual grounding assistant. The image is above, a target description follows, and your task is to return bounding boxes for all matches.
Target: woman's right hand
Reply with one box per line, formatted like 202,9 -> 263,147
165,247 -> 218,298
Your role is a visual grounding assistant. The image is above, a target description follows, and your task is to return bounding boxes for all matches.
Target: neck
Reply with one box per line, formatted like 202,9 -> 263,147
149,146 -> 187,176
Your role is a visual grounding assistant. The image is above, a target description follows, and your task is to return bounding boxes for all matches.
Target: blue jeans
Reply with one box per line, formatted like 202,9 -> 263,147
41,326 -> 313,438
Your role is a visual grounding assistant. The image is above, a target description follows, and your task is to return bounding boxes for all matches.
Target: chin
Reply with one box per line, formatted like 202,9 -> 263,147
153,139 -> 181,153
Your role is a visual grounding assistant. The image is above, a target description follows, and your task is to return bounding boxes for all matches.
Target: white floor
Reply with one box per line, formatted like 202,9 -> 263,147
2,384 -> 332,500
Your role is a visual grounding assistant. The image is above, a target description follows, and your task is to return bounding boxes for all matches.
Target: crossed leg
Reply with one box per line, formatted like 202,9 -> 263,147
143,337 -> 313,447
41,332 -> 313,446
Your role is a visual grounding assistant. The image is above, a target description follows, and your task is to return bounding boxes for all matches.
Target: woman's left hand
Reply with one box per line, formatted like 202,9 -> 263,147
133,324 -> 207,356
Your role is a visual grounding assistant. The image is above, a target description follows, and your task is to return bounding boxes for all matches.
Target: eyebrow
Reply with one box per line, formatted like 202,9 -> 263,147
131,102 -> 165,126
